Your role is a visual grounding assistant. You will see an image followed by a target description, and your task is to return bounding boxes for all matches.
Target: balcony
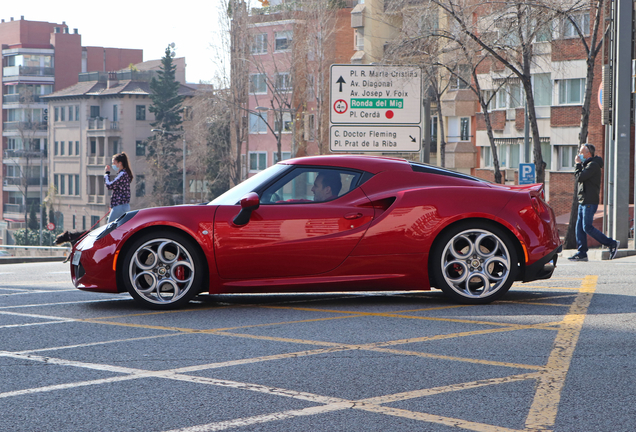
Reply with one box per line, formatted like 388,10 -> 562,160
3,177 -> 48,187
88,195 -> 105,204
3,66 -> 55,78
3,149 -> 47,159
3,121 -> 47,131
3,204 -> 26,214
87,119 -> 120,136
87,155 -> 106,166
3,94 -> 45,104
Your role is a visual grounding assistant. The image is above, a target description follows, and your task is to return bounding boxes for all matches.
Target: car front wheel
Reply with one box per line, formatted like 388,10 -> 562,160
431,223 -> 518,304
121,232 -> 204,309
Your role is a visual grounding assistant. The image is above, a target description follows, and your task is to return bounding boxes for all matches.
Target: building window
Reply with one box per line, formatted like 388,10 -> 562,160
563,12 -> 590,38
305,114 -> 315,140
275,73 -> 292,92
249,112 -> 268,134
91,215 -> 100,227
60,141 -> 65,156
249,74 -> 267,94
82,215 -> 86,230
136,175 -> 146,197
136,140 -> 146,156
559,78 -> 585,104
251,33 -> 268,54
533,73 -> 552,106
72,215 -> 76,230
136,105 -> 146,120
249,152 -> 267,172
273,151 -> 292,164
450,65 -> 471,90
54,174 -> 59,191
68,174 -> 73,195
54,141 -> 59,156
75,141 -> 79,155
90,106 -> 100,118
460,117 -> 470,141
275,112 -> 293,133
275,30 -> 292,51
355,29 -> 364,51
481,146 -> 493,168
60,175 -> 65,195
68,141 -> 73,155
54,107 -> 59,122
75,175 -> 80,195
558,145 -> 577,171
60,106 -> 65,121
113,105 -> 118,122
75,105 -> 80,121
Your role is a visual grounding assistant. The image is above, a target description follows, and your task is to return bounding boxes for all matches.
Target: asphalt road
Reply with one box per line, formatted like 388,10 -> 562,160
0,257 -> 635,432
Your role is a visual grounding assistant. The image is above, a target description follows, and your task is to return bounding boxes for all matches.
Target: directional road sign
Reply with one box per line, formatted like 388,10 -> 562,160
330,64 -> 422,152
330,64 -> 422,125
330,125 -> 421,153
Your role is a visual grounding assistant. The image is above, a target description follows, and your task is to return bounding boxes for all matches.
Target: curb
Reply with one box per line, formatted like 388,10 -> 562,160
0,256 -> 67,265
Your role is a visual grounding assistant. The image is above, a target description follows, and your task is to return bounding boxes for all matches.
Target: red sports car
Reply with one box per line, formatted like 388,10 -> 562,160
70,155 -> 561,309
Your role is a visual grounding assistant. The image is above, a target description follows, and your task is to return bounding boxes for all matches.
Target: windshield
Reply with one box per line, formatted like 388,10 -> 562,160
209,163 -> 290,205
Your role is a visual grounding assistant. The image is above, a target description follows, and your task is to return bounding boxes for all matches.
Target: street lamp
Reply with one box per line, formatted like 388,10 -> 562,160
151,128 -> 187,205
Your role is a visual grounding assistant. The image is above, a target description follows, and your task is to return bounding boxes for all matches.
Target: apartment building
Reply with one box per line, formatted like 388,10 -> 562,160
241,0 -> 355,177
42,66 -> 194,232
1,17 -> 142,243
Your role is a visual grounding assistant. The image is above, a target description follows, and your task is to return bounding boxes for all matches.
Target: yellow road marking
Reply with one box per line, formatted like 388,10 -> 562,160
524,275 -> 597,430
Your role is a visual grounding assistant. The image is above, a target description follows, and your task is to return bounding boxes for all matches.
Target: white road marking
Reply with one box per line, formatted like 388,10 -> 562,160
0,320 -> 74,329
0,297 -> 130,309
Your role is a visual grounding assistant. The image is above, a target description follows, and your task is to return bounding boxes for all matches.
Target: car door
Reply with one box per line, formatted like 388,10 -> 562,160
214,167 -> 374,279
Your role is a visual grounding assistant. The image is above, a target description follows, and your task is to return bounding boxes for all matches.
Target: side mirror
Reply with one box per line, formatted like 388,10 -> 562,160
233,192 -> 260,226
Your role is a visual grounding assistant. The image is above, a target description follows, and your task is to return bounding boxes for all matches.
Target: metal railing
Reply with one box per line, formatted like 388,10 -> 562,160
87,156 -> 106,165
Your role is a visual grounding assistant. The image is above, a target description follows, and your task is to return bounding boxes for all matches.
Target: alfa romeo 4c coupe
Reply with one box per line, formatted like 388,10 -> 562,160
70,155 -> 561,309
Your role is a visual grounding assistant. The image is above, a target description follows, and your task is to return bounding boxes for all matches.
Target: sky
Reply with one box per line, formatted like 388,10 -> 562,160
3,1 -> 228,84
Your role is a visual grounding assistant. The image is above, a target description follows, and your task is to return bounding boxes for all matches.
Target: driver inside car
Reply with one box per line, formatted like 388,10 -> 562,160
312,171 -> 342,202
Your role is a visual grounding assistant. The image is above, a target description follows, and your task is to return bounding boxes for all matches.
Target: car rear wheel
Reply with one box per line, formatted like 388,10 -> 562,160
431,222 -> 518,304
121,231 -> 204,309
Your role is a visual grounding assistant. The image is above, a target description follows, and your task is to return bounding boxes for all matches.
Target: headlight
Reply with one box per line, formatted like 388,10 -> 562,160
95,210 -> 139,240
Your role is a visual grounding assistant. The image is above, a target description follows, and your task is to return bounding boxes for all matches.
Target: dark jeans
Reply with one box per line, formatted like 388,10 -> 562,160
576,204 -> 615,256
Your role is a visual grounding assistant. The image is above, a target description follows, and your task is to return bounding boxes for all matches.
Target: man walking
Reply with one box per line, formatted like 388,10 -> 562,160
569,143 -> 620,262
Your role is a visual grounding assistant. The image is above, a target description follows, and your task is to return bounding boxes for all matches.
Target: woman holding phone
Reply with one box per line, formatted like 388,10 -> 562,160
104,152 -> 134,223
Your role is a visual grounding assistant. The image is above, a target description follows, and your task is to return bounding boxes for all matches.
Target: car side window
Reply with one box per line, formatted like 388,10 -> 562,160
261,168 -> 362,204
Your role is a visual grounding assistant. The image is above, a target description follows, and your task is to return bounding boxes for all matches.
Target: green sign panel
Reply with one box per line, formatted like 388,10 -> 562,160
350,98 -> 404,109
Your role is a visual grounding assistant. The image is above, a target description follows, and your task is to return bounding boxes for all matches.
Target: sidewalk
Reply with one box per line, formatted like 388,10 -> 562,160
559,239 -> 636,261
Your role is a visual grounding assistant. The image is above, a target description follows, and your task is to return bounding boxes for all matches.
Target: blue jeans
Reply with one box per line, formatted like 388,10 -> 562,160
108,203 -> 130,224
576,204 -> 615,256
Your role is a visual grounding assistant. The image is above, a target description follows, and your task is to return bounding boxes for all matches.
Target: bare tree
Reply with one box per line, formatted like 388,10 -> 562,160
429,0 -> 565,184
9,87 -> 46,244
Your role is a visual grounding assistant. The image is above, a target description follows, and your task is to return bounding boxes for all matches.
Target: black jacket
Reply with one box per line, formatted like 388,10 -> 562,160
575,155 -> 602,205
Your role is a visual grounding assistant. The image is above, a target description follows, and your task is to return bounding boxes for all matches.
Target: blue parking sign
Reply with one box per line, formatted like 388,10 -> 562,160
519,163 -> 536,184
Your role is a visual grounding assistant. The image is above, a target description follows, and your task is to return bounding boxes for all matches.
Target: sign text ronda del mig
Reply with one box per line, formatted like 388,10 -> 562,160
329,64 -> 422,152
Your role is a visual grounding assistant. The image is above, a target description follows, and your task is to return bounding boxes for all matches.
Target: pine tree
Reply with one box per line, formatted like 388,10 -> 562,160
147,46 -> 185,206
28,203 -> 39,230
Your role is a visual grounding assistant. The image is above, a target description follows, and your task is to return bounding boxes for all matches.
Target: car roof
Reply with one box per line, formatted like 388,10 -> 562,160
282,155 -> 412,174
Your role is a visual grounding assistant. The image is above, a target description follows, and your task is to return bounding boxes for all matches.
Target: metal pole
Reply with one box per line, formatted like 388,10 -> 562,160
611,0 -> 631,246
39,149 -> 43,246
183,135 -> 186,205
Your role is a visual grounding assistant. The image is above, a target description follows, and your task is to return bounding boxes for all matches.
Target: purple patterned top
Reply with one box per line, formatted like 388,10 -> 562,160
104,170 -> 131,207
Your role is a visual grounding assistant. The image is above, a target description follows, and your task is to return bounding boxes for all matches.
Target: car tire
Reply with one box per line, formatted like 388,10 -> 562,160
430,221 -> 518,304
121,231 -> 205,309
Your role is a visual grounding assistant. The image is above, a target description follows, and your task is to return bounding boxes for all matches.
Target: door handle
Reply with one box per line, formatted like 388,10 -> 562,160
344,212 -> 363,220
